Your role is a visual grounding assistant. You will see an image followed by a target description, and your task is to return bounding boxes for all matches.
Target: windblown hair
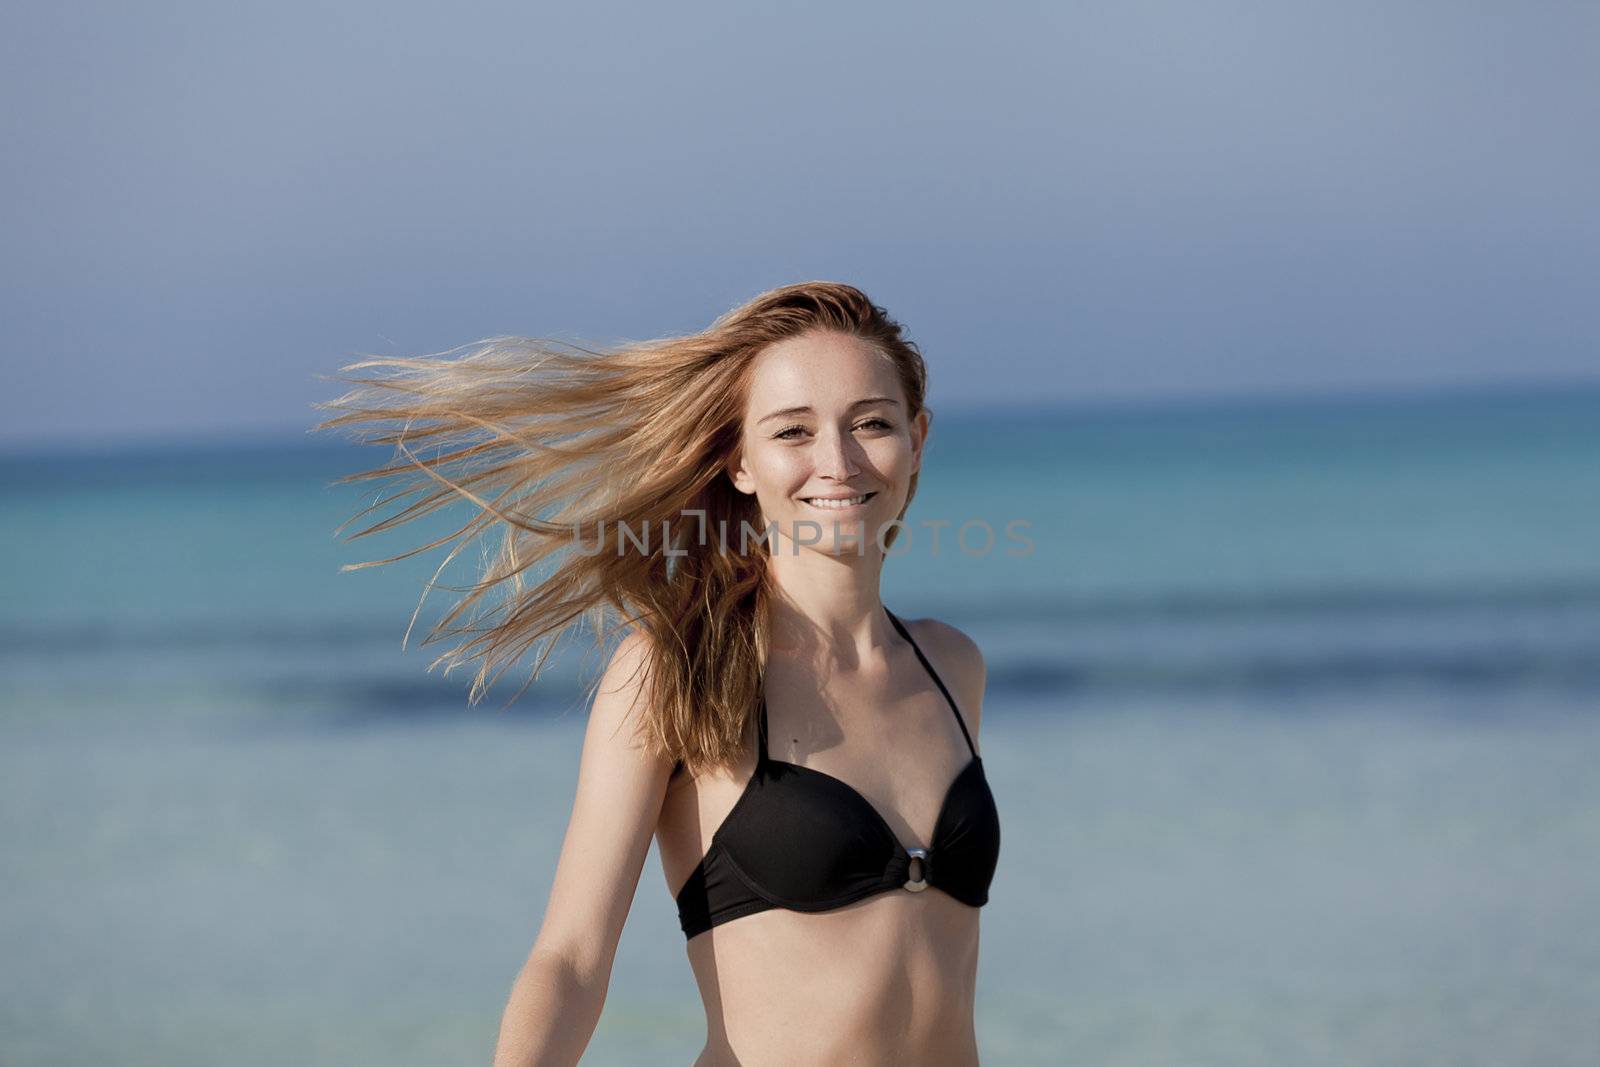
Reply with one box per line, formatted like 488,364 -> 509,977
311,281 -> 929,775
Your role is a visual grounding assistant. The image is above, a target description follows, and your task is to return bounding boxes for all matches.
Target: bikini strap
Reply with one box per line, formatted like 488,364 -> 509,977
884,607 -> 978,758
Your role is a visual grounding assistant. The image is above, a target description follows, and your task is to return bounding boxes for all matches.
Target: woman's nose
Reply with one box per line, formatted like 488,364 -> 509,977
813,431 -> 861,478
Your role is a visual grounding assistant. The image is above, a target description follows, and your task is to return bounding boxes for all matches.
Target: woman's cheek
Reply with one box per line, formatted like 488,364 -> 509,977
773,450 -> 811,489
869,440 -> 905,478
753,451 -> 804,511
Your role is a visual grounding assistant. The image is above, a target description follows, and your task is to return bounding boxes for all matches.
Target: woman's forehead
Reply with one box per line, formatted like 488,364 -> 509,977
744,332 -> 899,407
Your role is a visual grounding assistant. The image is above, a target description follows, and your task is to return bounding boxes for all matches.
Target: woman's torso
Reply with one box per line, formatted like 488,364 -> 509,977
654,612 -> 996,1066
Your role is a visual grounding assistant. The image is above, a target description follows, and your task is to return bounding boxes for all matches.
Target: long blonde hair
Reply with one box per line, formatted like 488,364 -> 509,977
311,281 -> 929,774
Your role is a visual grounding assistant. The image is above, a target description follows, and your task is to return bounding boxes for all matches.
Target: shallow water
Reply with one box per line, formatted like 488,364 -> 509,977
4,691 -> 1598,1065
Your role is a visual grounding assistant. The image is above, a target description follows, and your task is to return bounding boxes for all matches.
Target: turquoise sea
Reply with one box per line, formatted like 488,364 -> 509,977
4,385 -> 1600,1065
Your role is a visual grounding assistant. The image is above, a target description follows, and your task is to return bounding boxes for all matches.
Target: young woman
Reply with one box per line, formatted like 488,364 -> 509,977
316,282 -> 1001,1065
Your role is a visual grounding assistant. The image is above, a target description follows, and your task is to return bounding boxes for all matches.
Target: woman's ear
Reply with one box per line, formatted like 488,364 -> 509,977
910,409 -> 931,475
727,447 -> 757,495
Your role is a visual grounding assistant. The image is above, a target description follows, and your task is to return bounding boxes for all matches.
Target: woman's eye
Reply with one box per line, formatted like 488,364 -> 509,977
773,418 -> 890,441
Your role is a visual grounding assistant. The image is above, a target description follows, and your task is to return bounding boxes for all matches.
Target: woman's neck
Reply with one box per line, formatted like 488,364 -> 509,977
766,570 -> 894,668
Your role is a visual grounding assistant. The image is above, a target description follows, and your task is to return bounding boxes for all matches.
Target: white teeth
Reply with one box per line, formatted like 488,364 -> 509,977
804,494 -> 872,509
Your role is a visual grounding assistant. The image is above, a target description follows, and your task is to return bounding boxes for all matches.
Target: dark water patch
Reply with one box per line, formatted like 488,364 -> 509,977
918,578 -> 1600,625
245,645 -> 1600,730
986,646 -> 1600,701
245,674 -> 582,729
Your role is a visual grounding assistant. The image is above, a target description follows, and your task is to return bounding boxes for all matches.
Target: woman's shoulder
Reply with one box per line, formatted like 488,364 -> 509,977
590,626 -> 663,744
901,615 -> 987,726
600,625 -> 655,690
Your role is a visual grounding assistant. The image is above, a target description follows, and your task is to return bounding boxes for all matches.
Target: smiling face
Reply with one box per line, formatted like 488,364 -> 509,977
728,329 -> 928,558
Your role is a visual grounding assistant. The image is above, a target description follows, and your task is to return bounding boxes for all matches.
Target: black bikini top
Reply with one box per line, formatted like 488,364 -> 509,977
674,607 -> 1002,940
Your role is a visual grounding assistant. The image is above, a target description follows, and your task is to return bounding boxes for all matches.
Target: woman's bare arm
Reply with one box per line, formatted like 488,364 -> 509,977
492,631 -> 674,1067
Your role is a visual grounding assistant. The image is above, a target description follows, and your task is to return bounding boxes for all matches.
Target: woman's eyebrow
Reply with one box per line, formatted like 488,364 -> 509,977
758,397 -> 901,424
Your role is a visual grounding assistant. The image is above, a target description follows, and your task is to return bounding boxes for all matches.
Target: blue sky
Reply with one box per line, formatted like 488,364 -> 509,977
2,1 -> 1596,447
